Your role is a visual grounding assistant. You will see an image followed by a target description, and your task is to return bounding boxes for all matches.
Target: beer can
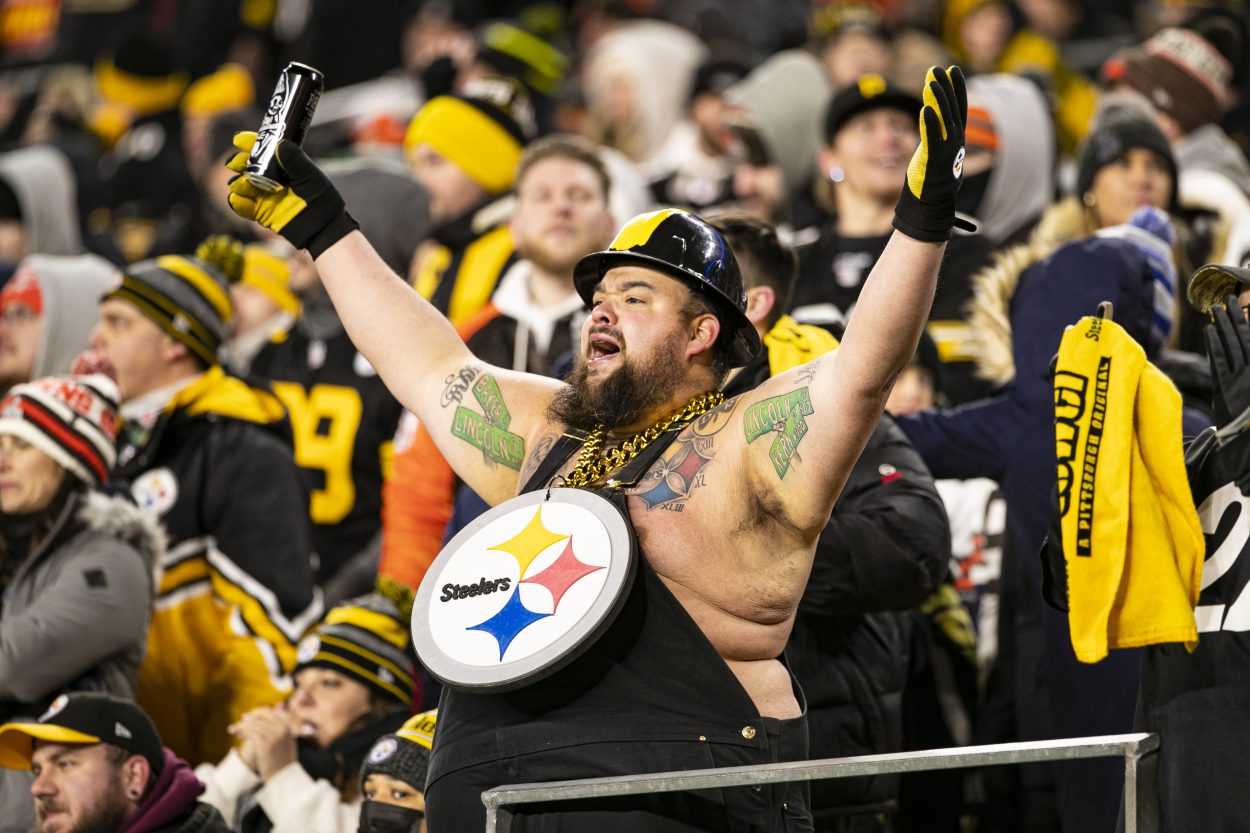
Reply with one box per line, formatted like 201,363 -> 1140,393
243,62 -> 325,192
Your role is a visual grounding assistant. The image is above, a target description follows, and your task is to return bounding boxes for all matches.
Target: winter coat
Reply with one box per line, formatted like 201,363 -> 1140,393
195,750 -> 361,833
0,489 -> 161,832
113,366 -> 320,766
897,199 -> 1210,833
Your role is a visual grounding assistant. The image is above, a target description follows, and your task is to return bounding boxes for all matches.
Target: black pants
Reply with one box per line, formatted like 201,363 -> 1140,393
426,714 -> 811,832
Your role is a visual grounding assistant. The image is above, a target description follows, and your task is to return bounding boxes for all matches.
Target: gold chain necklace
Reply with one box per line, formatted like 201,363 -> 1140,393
561,390 -> 725,489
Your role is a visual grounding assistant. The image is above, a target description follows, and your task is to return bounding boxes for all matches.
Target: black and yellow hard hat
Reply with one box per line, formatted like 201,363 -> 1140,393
573,208 -> 761,366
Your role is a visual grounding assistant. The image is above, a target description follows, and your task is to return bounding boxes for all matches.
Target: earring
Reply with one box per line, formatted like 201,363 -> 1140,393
1082,191 -> 1096,207
827,166 -> 845,183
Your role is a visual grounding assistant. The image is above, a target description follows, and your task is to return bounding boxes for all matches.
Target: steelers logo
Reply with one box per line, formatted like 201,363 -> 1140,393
952,146 -> 965,179
367,737 -> 398,765
412,488 -> 635,692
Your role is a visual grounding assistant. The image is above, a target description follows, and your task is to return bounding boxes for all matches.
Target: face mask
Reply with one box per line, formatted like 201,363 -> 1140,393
358,800 -> 424,833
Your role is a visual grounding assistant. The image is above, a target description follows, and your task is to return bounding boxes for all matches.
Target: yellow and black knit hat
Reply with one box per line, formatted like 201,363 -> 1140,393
103,254 -> 237,367
295,594 -> 416,707
404,75 -> 535,194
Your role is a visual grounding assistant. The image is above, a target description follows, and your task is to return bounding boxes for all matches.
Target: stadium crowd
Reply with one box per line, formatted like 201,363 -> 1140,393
0,0 -> 1247,831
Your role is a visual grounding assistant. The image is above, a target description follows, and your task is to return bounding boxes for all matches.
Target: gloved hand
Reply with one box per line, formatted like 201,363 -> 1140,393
1207,295 -> 1250,430
893,66 -> 976,243
225,132 -> 358,258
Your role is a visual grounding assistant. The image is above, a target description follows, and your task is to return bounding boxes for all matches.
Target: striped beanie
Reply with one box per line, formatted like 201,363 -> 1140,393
404,75 -> 535,194
0,375 -> 119,486
360,709 -> 436,792
1096,204 -> 1177,353
295,594 -> 415,707
103,255 -> 236,367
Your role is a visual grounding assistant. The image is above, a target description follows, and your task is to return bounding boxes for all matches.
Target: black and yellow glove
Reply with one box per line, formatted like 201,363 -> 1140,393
226,131 -> 359,257
1208,295 -> 1250,430
893,66 -> 976,243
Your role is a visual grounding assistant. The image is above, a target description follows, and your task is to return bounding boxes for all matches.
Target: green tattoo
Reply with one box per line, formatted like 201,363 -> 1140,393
452,408 -> 525,470
472,375 -> 511,429
743,388 -> 813,479
449,374 -> 525,469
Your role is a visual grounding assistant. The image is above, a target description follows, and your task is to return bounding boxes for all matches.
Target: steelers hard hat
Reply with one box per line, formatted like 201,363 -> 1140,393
573,208 -> 761,366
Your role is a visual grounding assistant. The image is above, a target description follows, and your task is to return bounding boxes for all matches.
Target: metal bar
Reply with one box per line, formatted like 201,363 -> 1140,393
481,733 -> 1158,833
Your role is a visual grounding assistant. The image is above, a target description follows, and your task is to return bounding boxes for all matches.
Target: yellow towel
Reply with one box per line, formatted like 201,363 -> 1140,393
1053,315 -> 1204,663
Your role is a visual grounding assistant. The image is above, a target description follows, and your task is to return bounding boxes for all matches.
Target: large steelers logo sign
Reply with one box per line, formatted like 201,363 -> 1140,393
412,488 -> 634,691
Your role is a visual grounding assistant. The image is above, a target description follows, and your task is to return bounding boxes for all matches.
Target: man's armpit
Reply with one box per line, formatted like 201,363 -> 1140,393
742,387 -> 814,480
448,372 -> 526,471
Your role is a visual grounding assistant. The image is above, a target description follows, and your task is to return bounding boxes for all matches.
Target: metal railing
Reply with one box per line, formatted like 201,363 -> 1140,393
482,732 -> 1159,832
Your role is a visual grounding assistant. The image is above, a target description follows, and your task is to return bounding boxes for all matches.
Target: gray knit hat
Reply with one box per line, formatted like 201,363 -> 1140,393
294,594 -> 416,707
360,709 -> 436,793
102,254 -> 235,366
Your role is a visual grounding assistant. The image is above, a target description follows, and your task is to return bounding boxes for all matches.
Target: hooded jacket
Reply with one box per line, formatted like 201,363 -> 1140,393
0,490 -> 162,831
122,748 -> 231,833
20,254 -> 117,379
113,366 -> 321,766
0,145 -> 83,257
897,199 -> 1209,833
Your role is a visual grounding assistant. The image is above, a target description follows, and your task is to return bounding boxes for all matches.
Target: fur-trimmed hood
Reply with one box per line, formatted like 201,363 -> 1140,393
966,198 -> 1093,386
964,197 -> 1163,392
74,489 -> 166,573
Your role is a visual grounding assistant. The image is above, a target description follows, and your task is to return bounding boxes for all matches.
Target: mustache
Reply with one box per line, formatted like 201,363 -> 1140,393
36,799 -> 67,817
586,325 -> 625,349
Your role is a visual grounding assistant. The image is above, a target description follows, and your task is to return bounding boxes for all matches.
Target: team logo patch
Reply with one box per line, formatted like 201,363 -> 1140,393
367,736 -> 398,765
40,694 -> 68,722
412,489 -> 634,692
297,635 -> 320,664
952,146 -> 965,179
131,468 -> 178,516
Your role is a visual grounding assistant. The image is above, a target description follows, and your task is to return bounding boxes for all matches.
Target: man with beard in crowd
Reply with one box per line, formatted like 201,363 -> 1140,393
224,65 -> 970,830
0,693 -> 229,833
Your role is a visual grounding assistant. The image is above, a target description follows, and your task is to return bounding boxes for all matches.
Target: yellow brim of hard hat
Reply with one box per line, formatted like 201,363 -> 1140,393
0,723 -> 101,770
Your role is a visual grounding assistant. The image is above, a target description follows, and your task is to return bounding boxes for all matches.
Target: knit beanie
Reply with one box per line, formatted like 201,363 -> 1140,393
0,374 -> 119,486
295,594 -> 415,707
477,22 -> 568,97
94,33 -> 187,117
404,75 -> 535,194
1075,109 -> 1178,211
359,709 -> 436,793
241,244 -> 298,318
1101,27 -> 1233,136
181,63 -> 255,118
103,254 -> 238,367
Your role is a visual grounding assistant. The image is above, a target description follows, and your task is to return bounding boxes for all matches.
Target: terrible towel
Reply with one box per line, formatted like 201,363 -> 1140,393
1053,314 -> 1203,662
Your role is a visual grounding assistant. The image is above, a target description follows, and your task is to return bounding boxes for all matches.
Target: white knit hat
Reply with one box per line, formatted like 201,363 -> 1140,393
0,374 -> 119,485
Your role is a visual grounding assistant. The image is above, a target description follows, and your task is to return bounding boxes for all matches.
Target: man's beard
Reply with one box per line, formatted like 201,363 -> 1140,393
548,334 -> 684,432
37,783 -> 130,833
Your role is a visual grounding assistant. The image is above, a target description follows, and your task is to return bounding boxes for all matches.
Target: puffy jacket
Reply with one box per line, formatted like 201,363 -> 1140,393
112,366 -> 321,766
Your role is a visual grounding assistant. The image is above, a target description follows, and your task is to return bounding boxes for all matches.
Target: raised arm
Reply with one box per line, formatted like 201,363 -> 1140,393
224,135 -> 561,504
734,67 -> 970,533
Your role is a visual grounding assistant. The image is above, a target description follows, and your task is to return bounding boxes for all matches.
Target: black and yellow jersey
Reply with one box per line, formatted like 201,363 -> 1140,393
112,366 -> 320,766
252,325 -> 405,584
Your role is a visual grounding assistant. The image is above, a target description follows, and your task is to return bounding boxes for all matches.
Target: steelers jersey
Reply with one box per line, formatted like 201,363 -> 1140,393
253,326 -> 404,583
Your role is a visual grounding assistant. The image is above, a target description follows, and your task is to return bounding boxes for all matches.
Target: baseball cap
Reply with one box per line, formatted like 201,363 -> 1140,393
0,693 -> 164,774
823,73 -> 922,142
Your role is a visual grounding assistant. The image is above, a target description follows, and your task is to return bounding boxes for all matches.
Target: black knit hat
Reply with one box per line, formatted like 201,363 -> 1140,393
1075,109 -> 1178,211
295,594 -> 416,707
360,710 -> 436,793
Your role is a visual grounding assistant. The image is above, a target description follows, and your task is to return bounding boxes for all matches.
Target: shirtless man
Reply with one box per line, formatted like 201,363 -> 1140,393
225,66 -> 969,832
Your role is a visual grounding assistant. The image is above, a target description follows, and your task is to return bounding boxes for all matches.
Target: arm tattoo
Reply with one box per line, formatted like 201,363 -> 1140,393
630,397 -> 741,511
794,356 -> 823,386
519,434 -> 557,484
743,388 -> 814,479
449,374 -> 525,470
441,364 -> 482,408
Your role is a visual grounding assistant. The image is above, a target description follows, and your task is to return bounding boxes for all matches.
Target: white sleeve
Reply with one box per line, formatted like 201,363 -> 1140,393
194,749 -> 261,825
257,761 -> 363,833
